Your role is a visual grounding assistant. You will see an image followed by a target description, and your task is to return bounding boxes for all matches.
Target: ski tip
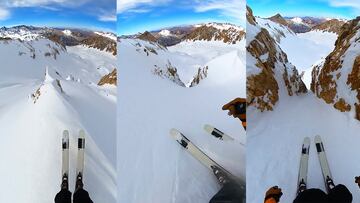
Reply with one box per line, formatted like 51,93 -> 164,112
63,130 -> 69,138
204,124 -> 214,134
169,128 -> 182,140
79,129 -> 85,138
314,135 -> 321,143
303,137 -> 310,145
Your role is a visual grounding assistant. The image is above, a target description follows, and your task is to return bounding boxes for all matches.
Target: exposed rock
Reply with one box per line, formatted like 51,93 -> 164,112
247,6 -> 307,111
311,19 -> 346,34
152,61 -> 186,87
185,25 -> 245,44
138,31 -> 157,42
311,17 -> 360,120
268,14 -> 288,27
98,69 -> 117,86
189,66 -> 208,87
81,35 -> 117,55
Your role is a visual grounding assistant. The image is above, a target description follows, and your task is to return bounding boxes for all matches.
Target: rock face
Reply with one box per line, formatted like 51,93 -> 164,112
311,17 -> 360,120
268,14 -> 288,26
81,35 -> 117,55
311,19 -> 346,34
138,31 -> 157,42
98,69 -> 117,86
185,24 -> 245,44
247,6 -> 307,111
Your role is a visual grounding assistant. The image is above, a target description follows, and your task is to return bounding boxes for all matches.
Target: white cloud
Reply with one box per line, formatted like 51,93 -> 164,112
117,0 -> 170,13
193,0 -> 246,24
99,13 -> 116,22
2,0 -> 90,8
0,7 -> 10,20
328,0 -> 360,9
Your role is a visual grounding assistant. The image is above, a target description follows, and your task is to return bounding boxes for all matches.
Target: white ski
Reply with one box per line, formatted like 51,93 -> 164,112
315,135 -> 334,192
297,137 -> 310,194
204,124 -> 235,141
76,130 -> 85,189
170,128 -> 245,188
61,130 -> 69,189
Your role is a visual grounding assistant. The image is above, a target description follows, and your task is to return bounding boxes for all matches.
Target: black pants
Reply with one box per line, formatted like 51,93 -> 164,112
209,182 -> 245,203
55,188 -> 93,203
293,184 -> 352,203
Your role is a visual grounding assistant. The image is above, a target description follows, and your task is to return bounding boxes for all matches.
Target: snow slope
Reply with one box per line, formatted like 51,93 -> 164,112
247,93 -> 360,203
255,17 -> 337,88
118,38 -> 246,203
280,30 -> 337,88
0,39 -> 116,203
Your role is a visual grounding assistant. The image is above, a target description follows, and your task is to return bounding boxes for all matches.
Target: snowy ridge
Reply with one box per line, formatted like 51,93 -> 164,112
0,38 -> 116,203
94,31 -> 117,41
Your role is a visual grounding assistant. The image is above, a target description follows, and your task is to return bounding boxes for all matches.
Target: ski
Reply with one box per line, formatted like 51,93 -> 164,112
297,137 -> 310,195
315,135 -> 334,192
203,124 -> 235,141
75,130 -> 85,190
169,128 -> 245,188
61,130 -> 70,190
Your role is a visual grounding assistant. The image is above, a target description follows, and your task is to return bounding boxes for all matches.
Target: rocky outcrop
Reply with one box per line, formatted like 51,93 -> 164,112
152,61 -> 186,87
98,69 -> 117,86
311,17 -> 360,119
247,6 -> 307,111
185,24 -> 245,44
311,19 -> 346,34
81,35 -> 117,55
138,31 -> 157,42
268,14 -> 288,27
189,66 -> 208,87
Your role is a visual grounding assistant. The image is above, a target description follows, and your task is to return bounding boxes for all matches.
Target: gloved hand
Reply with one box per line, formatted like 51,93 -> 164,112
265,186 -> 283,203
355,176 -> 360,188
222,98 -> 246,129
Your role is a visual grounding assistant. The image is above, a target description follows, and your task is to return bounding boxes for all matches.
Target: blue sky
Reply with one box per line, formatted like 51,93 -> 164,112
0,0 -> 116,32
247,0 -> 359,19
117,0 -> 246,35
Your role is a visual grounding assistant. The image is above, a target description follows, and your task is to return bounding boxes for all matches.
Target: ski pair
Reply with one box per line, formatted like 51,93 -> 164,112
297,135 -> 334,195
169,128 -> 245,189
62,130 -> 86,191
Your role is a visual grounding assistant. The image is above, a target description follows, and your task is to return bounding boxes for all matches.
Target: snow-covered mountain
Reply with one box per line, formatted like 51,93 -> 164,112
267,14 -> 346,34
124,23 -> 245,47
117,23 -> 245,203
0,31 -> 116,203
312,17 -> 360,120
0,25 -> 117,55
246,6 -> 307,111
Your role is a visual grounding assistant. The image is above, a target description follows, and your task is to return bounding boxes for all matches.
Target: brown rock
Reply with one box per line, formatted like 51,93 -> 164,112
98,69 -> 117,86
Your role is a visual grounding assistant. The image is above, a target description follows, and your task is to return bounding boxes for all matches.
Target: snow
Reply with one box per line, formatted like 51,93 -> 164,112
247,93 -> 360,203
291,17 -> 304,24
62,29 -> 72,36
118,38 -> 245,203
0,39 -> 116,203
94,31 -> 117,41
195,22 -> 244,32
159,29 -> 171,36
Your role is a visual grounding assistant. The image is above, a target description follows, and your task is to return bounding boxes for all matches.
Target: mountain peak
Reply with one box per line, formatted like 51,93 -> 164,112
268,14 -> 288,26
138,31 -> 157,42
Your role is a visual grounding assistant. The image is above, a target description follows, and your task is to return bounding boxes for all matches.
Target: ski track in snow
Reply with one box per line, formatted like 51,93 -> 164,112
248,92 -> 360,203
0,40 -> 117,203
118,38 -> 246,203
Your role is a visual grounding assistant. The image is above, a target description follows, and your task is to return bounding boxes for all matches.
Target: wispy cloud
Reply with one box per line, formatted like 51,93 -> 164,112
0,7 -> 10,20
193,0 -> 246,24
99,13 -> 116,22
3,0 -> 90,8
117,0 -> 170,13
327,0 -> 360,9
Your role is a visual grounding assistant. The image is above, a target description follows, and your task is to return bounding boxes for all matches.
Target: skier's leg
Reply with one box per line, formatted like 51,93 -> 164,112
209,165 -> 245,203
54,189 -> 71,203
209,182 -> 244,203
293,188 -> 327,203
73,178 -> 93,203
327,184 -> 352,203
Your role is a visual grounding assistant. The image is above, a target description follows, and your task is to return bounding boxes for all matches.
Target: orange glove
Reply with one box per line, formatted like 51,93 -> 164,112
264,186 -> 283,203
355,176 -> 360,188
222,98 -> 246,130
